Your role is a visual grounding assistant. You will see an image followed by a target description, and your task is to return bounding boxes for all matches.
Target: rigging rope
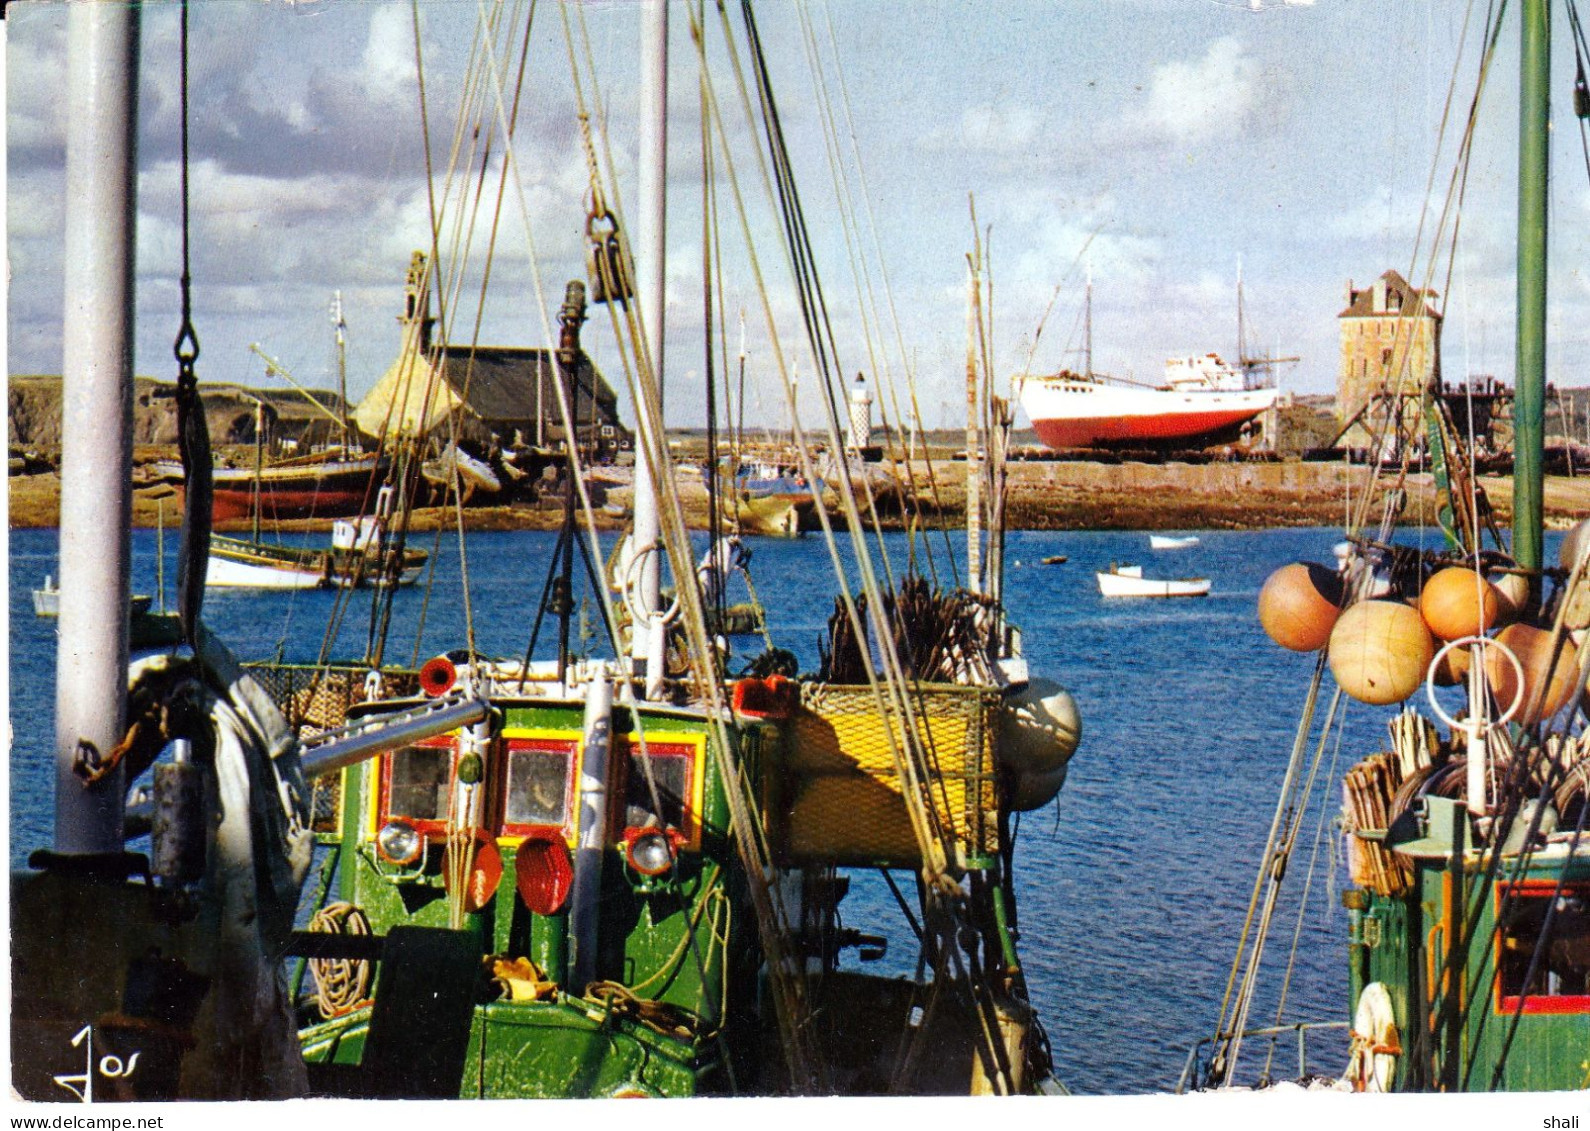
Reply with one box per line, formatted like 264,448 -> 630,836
172,0 -> 212,648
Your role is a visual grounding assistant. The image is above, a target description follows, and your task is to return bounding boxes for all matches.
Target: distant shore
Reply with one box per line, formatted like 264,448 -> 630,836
10,456 -> 1589,533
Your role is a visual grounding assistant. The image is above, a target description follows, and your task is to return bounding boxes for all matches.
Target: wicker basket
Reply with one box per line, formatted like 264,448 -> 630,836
245,663 -> 420,835
772,682 -> 1000,868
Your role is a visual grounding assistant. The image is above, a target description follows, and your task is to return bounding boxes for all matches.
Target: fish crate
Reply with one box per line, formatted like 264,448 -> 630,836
770,682 -> 1001,869
245,662 -> 420,835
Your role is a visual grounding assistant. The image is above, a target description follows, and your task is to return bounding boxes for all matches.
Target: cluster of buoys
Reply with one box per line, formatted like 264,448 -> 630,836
999,677 -> 1081,812
1258,527 -> 1590,721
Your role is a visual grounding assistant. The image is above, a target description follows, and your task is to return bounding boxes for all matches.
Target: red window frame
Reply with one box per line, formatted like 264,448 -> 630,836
1494,879 -> 1590,1016
618,737 -> 701,850
378,735 -> 459,839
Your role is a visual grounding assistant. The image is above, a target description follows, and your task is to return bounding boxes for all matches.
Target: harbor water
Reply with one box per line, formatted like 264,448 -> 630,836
11,523 -> 1555,1094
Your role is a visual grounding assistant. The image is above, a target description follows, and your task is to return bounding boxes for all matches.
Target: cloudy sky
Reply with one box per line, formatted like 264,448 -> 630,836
9,0 -> 1590,433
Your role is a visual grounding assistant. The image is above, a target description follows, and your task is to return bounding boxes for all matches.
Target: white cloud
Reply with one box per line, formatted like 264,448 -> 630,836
928,102 -> 1045,158
1123,37 -> 1264,148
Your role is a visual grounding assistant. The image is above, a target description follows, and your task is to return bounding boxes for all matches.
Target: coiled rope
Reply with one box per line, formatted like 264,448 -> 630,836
308,902 -> 373,1019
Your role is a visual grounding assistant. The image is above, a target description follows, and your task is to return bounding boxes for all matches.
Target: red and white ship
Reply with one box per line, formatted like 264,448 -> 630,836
1019,353 -> 1279,450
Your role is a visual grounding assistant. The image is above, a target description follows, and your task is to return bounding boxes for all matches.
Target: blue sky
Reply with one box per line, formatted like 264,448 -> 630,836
9,0 -> 1590,432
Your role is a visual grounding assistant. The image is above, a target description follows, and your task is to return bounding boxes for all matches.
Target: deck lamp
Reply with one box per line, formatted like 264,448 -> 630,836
376,818 -> 424,867
622,827 -> 677,876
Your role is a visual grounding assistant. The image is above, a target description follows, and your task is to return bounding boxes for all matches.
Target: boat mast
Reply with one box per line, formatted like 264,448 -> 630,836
631,0 -> 667,688
1083,261 -> 1093,379
966,250 -> 983,593
252,398 -> 264,543
54,0 -> 140,854
1513,0 -> 1548,590
1236,256 -> 1246,368
331,290 -> 350,451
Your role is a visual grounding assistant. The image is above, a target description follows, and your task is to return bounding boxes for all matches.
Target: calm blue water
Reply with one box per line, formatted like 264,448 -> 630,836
9,523 -> 1562,1094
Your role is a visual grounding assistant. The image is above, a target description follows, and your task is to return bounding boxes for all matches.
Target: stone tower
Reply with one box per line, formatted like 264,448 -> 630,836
1337,270 -> 1442,420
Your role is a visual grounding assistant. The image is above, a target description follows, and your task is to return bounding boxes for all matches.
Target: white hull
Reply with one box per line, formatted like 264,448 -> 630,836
1149,535 -> 1200,549
206,553 -> 327,589
1096,567 -> 1210,598
206,536 -> 427,590
1020,371 -> 1278,449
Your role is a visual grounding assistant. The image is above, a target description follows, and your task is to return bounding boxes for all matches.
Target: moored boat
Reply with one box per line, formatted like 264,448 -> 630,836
6,1 -> 1088,1103
152,447 -> 388,522
1097,562 -> 1210,598
1020,358 -> 1277,451
1196,0 -> 1589,1094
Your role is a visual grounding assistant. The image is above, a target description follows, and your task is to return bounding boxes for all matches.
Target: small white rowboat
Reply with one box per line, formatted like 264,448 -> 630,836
1096,563 -> 1210,598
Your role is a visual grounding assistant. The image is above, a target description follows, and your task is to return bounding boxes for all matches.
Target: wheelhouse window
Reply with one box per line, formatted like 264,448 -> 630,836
502,736 -> 578,840
383,738 -> 455,833
1497,881 -> 1590,1014
623,739 -> 695,837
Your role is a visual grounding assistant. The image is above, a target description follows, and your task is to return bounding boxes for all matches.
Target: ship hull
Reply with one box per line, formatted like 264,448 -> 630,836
211,486 -> 374,522
1021,378 -> 1277,450
161,454 -> 387,521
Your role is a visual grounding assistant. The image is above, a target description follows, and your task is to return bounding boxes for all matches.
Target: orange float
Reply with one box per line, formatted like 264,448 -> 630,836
1492,572 -> 1531,625
1328,600 -> 1435,706
1430,642 -> 1472,687
1418,567 -> 1500,642
1258,562 -> 1343,652
1486,623 -> 1579,726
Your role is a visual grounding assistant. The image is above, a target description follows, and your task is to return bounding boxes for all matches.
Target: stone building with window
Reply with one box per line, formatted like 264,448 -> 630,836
1337,269 -> 1443,424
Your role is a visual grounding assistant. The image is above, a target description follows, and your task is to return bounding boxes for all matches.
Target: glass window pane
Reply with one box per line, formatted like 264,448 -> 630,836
506,746 -> 572,827
389,744 -> 451,821
625,752 -> 687,830
1500,890 -> 1590,1000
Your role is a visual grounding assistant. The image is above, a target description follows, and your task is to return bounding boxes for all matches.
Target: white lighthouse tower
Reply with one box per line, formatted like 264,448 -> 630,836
847,372 -> 873,456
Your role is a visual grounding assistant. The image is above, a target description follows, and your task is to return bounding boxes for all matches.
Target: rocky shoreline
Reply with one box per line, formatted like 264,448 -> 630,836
10,455 -> 1589,533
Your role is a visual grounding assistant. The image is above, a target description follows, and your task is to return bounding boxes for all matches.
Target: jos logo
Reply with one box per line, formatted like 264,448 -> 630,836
53,1025 -> 140,1103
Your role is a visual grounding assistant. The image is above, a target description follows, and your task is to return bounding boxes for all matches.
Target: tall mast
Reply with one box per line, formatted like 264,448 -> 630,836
55,0 -> 141,854
1083,262 -> 1093,379
631,0 -> 668,687
965,254 -> 983,593
1236,256 -> 1246,367
331,290 -> 349,451
1513,0 -> 1549,585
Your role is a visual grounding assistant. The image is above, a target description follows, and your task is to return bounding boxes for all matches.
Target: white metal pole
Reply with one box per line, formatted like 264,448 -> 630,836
630,0 -> 667,687
54,0 -> 140,855
569,674 -> 613,989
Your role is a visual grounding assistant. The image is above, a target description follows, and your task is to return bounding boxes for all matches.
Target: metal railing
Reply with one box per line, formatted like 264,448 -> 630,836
1175,1020 -> 1350,1094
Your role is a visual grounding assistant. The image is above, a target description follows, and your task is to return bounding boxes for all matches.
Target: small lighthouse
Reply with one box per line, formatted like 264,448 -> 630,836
847,372 -> 873,456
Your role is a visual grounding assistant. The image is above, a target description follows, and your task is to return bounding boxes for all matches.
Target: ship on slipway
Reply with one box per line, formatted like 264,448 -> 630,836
1018,273 -> 1286,451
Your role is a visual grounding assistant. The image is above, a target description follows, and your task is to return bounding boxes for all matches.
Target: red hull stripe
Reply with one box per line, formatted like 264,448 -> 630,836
211,489 -> 372,521
1031,408 -> 1266,449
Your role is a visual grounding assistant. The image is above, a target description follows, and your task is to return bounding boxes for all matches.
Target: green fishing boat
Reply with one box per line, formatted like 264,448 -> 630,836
1192,0 -> 1589,1094
12,0 -> 1080,1101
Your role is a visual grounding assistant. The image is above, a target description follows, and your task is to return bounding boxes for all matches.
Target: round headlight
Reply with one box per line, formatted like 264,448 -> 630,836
376,819 -> 423,866
624,829 -> 675,876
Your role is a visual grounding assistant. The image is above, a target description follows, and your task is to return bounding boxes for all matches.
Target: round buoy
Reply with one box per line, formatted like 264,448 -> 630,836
1258,562 -> 1344,652
1560,518 -> 1590,573
1486,623 -> 1579,726
998,678 -> 1081,776
1419,567 -> 1500,641
1328,600 -> 1435,705
1007,764 -> 1068,812
1430,641 -> 1472,687
1492,572 -> 1530,625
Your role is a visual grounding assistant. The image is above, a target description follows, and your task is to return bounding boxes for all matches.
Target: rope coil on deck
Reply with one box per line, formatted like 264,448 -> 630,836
308,902 -> 373,1019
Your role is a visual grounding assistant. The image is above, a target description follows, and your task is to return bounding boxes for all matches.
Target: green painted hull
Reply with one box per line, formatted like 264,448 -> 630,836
1348,849 -> 1590,1092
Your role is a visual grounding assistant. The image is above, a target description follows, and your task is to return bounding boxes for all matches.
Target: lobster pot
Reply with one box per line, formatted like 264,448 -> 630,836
246,662 -> 421,834
772,684 -> 1000,868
